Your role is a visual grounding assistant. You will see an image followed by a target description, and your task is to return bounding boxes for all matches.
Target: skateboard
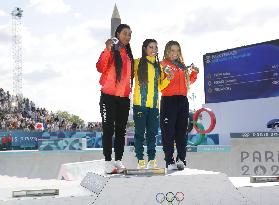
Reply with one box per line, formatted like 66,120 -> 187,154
108,168 -> 166,175
123,168 -> 166,175
250,176 -> 279,183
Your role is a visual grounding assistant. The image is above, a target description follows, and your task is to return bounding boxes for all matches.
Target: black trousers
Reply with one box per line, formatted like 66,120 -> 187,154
160,95 -> 189,165
100,92 -> 130,161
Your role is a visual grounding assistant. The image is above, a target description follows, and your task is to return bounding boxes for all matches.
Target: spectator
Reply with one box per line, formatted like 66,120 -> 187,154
0,88 -> 88,132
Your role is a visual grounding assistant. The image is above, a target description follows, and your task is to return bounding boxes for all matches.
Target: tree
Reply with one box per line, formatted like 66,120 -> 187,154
55,111 -> 85,126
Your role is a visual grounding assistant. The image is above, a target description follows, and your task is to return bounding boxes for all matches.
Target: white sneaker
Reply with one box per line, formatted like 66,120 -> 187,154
115,160 -> 125,171
167,162 -> 178,171
176,159 -> 186,170
104,161 -> 117,174
147,159 -> 158,169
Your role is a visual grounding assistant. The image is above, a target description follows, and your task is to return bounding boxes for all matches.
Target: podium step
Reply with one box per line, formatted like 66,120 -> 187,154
58,160 -> 252,205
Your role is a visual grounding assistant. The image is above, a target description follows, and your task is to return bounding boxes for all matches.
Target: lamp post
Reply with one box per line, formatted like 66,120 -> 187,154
191,93 -> 196,111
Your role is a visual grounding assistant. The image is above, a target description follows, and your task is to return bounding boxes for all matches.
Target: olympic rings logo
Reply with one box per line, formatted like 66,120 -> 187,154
188,108 -> 216,146
156,192 -> 184,204
241,133 -> 250,138
192,108 -> 216,134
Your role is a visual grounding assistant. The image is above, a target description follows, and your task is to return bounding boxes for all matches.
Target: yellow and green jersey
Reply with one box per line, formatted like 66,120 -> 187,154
133,56 -> 170,108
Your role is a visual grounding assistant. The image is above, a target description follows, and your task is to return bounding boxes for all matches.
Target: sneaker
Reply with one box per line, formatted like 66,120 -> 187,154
147,159 -> 158,169
137,160 -> 146,169
114,160 -> 125,171
176,159 -> 186,170
167,162 -> 178,171
105,161 -> 117,174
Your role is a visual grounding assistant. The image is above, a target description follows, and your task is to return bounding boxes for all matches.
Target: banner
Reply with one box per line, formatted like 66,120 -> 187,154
38,138 -> 83,151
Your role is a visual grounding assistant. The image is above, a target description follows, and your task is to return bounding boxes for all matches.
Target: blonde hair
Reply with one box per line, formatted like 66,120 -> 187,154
163,41 -> 190,91
163,41 -> 184,63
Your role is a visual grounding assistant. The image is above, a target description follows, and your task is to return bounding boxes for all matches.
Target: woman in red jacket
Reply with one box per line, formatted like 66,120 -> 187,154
96,24 -> 134,174
160,40 -> 199,170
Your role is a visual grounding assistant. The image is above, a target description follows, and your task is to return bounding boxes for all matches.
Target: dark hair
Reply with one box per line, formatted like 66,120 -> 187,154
113,24 -> 134,85
138,39 -> 161,86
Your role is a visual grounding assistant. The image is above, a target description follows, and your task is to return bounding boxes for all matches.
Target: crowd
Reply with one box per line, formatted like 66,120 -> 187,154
0,88 -> 101,131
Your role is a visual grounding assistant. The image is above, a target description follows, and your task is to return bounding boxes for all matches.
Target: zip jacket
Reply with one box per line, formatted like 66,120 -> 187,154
96,47 -> 131,97
160,59 -> 198,96
133,56 -> 170,108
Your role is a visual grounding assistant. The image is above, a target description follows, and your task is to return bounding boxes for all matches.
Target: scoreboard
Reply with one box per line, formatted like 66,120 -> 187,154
204,39 -> 279,103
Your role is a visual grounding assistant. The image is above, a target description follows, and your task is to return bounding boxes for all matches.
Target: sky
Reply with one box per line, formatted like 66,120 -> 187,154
0,0 -> 278,122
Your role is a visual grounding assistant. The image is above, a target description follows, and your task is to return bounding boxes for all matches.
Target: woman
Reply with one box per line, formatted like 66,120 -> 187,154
133,39 -> 170,169
96,24 -> 134,174
160,41 -> 199,170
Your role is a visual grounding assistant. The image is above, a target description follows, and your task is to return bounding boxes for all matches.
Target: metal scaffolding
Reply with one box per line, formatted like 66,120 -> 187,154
11,7 -> 23,98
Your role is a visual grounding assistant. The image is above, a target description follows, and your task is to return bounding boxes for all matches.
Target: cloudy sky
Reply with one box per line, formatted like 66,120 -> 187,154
0,0 -> 278,122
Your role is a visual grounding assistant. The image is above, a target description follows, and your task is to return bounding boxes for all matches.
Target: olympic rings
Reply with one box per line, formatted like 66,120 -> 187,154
175,192 -> 184,202
187,121 -> 206,146
156,193 -> 165,203
192,108 -> 216,134
156,192 -> 184,204
166,192 -> 175,202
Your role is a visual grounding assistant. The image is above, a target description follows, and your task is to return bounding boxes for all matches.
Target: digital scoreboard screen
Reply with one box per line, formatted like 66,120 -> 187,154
203,39 -> 279,103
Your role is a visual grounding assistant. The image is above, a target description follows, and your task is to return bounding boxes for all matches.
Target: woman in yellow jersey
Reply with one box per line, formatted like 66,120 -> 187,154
133,39 -> 170,169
